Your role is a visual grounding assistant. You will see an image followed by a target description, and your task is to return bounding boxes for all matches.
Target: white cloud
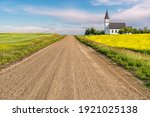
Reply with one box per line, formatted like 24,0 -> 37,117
0,6 -> 104,34
0,6 -> 105,34
20,4 -> 150,30
111,1 -> 150,27
91,0 -> 140,6
1,7 -> 17,14
0,26 -> 50,33
1,5 -> 103,25
23,6 -> 102,24
0,25 -> 89,35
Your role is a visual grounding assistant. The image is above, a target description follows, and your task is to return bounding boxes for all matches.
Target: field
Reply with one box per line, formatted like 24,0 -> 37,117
76,34 -> 150,88
85,34 -> 150,55
0,33 -> 64,68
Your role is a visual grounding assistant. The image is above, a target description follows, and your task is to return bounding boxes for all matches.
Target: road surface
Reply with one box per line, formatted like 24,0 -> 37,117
0,36 -> 150,100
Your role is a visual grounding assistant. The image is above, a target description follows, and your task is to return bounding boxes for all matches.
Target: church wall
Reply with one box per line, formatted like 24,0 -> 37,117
110,29 -> 120,34
105,28 -> 110,34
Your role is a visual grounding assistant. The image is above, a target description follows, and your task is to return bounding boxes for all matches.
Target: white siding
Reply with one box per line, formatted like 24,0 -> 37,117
109,29 -> 120,34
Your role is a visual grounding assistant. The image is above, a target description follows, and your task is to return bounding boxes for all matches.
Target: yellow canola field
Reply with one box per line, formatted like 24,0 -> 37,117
85,34 -> 150,51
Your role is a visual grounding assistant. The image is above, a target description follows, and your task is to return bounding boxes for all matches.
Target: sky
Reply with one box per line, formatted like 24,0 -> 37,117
0,0 -> 150,34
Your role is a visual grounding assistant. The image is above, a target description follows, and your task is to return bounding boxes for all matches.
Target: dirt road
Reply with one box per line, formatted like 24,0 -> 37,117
0,36 -> 150,100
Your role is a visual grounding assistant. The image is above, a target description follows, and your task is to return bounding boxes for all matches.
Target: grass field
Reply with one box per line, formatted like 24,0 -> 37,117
0,33 -> 64,68
85,34 -> 150,55
76,35 -> 150,88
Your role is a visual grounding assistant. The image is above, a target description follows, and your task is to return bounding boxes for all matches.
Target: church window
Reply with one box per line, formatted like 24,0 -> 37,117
115,30 -> 118,33
112,30 -> 114,33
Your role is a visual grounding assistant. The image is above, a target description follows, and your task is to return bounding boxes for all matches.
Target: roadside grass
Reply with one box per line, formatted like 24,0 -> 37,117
126,49 -> 150,55
0,33 -> 64,68
76,36 -> 150,88
84,34 -> 150,55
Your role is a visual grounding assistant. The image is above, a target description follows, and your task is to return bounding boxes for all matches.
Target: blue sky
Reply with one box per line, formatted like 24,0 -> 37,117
0,0 -> 150,34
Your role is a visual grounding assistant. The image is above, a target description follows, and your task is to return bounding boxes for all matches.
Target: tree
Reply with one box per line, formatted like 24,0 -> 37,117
85,28 -> 90,35
132,28 -> 139,34
143,27 -> 149,33
85,27 -> 105,35
100,30 -> 105,34
118,28 -> 124,34
118,27 -> 149,34
90,27 -> 96,35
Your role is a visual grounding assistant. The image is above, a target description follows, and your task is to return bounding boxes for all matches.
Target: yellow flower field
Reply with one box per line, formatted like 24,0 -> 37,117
85,34 -> 150,51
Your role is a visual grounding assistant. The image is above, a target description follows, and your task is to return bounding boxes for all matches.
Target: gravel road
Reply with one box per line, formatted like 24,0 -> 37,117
0,36 -> 150,100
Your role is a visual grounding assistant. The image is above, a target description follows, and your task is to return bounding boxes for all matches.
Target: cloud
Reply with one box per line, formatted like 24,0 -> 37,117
111,1 -> 150,27
0,6 -> 104,34
21,4 -> 150,29
0,26 -> 50,33
23,6 -> 102,24
1,7 -> 18,14
1,5 -> 103,25
91,0 -> 140,6
0,25 -> 89,35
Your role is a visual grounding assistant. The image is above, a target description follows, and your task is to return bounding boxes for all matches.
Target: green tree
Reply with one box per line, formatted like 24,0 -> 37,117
118,29 -> 124,34
119,27 -> 139,34
132,28 -> 139,34
85,28 -> 91,35
85,27 -> 105,35
90,27 -> 96,35
100,30 -> 105,34
143,27 -> 149,33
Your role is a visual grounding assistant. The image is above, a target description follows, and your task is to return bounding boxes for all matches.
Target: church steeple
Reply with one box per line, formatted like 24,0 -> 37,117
104,11 -> 110,19
104,11 -> 110,34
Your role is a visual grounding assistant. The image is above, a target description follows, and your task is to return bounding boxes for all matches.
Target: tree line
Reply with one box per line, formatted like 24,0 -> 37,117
85,27 -> 150,35
118,27 -> 150,34
85,27 -> 104,35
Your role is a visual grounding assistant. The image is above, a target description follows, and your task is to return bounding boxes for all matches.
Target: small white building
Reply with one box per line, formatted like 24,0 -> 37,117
104,11 -> 126,34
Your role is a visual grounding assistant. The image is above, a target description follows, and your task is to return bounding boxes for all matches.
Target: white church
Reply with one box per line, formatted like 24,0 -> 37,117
104,11 -> 126,34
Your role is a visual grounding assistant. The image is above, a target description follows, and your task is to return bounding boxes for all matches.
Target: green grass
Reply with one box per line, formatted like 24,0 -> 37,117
76,36 -> 150,88
0,33 -> 64,68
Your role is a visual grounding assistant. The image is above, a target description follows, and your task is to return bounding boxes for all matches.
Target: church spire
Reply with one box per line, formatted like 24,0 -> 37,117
104,11 -> 110,19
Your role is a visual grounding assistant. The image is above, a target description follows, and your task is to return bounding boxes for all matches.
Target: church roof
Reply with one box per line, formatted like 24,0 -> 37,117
109,23 -> 126,29
104,11 -> 110,19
